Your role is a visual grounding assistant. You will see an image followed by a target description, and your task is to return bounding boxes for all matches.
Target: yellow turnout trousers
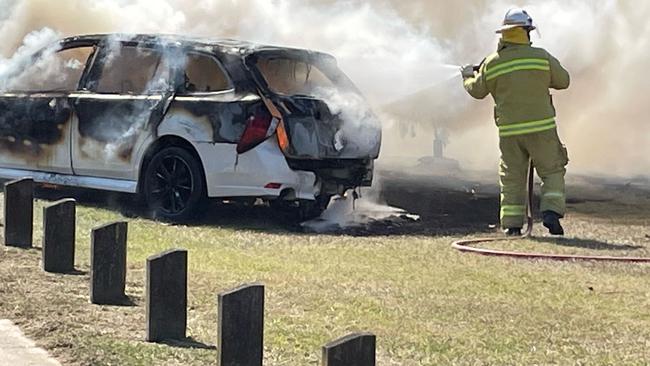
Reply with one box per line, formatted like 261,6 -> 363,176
499,128 -> 569,229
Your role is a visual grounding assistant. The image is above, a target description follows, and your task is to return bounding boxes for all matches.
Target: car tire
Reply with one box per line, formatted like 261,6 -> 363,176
270,194 -> 331,222
297,195 -> 332,221
143,146 -> 206,222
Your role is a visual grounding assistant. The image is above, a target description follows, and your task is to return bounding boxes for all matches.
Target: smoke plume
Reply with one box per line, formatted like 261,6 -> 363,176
0,0 -> 648,177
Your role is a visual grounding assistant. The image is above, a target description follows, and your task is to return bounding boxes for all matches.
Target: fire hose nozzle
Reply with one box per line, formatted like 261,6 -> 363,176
461,64 -> 479,79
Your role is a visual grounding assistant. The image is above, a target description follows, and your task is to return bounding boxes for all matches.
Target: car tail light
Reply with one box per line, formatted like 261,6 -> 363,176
264,183 -> 282,189
276,120 -> 290,153
258,94 -> 291,155
237,107 -> 278,154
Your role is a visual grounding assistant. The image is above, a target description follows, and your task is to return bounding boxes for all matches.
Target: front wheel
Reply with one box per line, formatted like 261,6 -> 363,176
142,147 -> 206,222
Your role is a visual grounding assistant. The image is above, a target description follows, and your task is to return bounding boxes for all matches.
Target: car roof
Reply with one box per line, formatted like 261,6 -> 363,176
60,33 -> 334,61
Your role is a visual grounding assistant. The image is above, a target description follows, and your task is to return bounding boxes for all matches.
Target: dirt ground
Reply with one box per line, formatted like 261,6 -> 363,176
22,165 -> 650,237
0,167 -> 649,365
378,168 -> 650,234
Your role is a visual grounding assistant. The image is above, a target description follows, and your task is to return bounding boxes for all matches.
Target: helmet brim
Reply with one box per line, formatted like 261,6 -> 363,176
496,24 -> 536,33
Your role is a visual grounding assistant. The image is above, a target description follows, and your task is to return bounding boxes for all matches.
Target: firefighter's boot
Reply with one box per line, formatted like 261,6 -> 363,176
504,228 -> 522,237
543,211 -> 564,236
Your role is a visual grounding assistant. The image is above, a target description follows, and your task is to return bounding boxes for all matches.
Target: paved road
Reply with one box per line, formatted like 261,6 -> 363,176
0,320 -> 61,366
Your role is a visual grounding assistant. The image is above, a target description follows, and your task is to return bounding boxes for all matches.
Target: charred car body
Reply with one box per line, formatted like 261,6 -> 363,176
0,34 -> 381,220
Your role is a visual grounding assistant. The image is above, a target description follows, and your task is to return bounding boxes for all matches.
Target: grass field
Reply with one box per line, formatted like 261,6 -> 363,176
0,173 -> 649,365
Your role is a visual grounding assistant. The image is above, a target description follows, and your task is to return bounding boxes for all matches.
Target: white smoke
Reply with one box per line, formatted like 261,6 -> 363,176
392,0 -> 650,176
0,0 -> 648,176
0,0 -> 452,103
0,27 -> 61,90
311,87 -> 382,155
301,179 -> 420,233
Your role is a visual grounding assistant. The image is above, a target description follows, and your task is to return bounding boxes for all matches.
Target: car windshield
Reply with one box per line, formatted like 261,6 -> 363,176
254,54 -> 358,98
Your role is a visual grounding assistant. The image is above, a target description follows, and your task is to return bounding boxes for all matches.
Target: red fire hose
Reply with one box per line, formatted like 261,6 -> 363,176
452,163 -> 650,263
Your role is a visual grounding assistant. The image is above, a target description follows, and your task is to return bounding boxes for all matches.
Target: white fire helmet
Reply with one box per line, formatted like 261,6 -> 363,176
496,8 -> 536,33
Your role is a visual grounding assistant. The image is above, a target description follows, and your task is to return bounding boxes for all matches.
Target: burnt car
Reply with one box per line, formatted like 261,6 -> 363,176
0,34 -> 381,220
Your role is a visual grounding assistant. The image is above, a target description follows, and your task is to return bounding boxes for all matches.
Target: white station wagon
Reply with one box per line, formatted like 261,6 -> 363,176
0,34 -> 381,220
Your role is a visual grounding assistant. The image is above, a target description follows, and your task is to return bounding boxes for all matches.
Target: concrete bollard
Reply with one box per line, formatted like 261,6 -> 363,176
4,178 -> 34,248
146,249 -> 187,342
42,199 -> 76,273
322,333 -> 376,366
90,222 -> 128,305
217,283 -> 265,366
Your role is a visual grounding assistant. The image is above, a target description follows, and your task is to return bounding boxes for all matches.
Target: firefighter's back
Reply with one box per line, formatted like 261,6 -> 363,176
484,44 -> 557,128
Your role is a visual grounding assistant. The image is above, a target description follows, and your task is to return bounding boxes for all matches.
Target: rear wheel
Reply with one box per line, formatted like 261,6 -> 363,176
270,194 -> 331,222
298,195 -> 332,221
143,147 -> 206,222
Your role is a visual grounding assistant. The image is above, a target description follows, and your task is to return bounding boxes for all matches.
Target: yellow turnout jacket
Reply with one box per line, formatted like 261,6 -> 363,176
464,40 -> 570,137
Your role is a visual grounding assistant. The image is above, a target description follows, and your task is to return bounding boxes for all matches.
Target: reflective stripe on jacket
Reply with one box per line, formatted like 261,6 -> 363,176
464,40 -> 570,137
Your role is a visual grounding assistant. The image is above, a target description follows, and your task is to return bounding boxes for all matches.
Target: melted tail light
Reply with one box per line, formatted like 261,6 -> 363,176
276,120 -> 290,153
259,94 -> 291,155
236,107 -> 278,154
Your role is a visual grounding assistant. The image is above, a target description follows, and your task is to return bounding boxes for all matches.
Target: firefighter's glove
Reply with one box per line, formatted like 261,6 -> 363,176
461,65 -> 476,79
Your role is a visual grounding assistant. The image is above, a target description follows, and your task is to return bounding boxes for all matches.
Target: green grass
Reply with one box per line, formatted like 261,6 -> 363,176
1,194 -> 649,365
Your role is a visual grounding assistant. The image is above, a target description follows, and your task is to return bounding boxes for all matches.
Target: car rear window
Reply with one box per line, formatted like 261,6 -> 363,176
254,55 -> 356,98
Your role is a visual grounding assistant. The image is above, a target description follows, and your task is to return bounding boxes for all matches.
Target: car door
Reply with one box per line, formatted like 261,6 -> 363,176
0,44 -> 95,174
161,51 -> 243,187
70,42 -> 173,180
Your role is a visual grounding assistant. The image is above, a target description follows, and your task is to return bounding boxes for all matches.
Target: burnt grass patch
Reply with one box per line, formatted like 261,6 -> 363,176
11,169 -> 650,237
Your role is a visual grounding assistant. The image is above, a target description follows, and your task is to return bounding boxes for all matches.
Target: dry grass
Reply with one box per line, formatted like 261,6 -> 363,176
0,179 -> 649,365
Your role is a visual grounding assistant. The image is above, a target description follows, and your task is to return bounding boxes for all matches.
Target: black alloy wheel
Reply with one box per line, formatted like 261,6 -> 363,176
143,147 -> 206,222
298,194 -> 333,221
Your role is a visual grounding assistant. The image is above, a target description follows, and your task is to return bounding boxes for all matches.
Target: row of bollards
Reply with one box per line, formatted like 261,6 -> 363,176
3,178 -> 376,366
4,178 -> 77,273
3,178 -> 128,303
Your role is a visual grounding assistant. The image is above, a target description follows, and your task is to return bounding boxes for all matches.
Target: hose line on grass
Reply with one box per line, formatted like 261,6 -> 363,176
452,163 -> 650,263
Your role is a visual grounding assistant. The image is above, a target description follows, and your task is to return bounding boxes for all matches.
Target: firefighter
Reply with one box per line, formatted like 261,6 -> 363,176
461,8 -> 570,236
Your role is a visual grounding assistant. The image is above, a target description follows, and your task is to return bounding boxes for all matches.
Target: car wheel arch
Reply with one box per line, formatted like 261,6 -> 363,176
137,135 -> 207,195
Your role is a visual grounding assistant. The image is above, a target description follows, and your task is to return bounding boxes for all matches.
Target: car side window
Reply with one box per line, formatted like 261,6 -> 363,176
95,46 -> 163,94
9,46 -> 94,92
181,53 -> 231,94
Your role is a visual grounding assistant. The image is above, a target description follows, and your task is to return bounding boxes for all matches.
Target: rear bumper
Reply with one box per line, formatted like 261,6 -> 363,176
195,138 -> 374,201
286,158 -> 374,194
197,138 -> 319,200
